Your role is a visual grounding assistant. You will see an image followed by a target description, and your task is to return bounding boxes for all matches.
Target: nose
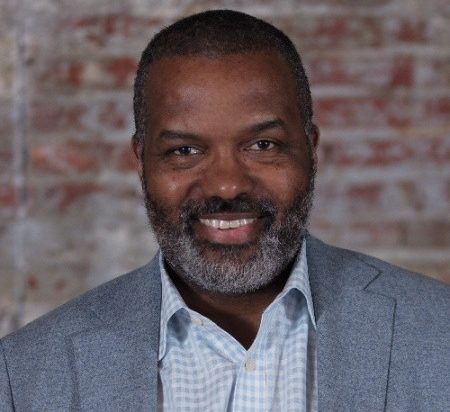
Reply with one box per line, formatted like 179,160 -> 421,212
199,151 -> 255,200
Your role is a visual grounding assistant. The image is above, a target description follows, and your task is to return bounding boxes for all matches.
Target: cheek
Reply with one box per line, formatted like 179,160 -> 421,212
145,168 -> 194,208
255,163 -> 310,203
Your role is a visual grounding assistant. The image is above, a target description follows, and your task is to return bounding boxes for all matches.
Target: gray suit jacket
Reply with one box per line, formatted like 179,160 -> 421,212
1,235 -> 449,411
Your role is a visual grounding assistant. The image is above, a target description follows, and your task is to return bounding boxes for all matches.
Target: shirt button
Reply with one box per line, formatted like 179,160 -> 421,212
245,358 -> 256,371
191,316 -> 203,326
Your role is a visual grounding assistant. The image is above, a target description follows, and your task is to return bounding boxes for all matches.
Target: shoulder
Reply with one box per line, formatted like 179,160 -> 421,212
307,234 -> 449,295
0,258 -> 160,359
0,259 -> 161,409
354,248 -> 449,300
306,234 -> 450,320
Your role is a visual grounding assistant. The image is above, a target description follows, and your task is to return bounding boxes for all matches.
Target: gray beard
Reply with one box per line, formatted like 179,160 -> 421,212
142,166 -> 316,295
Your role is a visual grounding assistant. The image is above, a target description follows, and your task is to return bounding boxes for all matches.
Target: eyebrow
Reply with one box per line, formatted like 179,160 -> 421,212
157,118 -> 287,141
247,118 -> 287,134
158,130 -> 199,141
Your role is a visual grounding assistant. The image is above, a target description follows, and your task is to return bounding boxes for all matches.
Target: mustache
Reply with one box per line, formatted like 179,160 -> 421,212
180,195 -> 278,221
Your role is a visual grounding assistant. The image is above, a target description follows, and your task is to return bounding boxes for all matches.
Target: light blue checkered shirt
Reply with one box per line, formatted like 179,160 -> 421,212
157,241 -> 317,411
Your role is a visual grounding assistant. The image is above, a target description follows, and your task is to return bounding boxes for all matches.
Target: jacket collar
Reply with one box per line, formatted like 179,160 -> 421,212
306,234 -> 395,411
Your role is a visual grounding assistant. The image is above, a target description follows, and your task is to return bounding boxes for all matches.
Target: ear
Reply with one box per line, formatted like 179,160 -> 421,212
309,123 -> 320,149
308,123 -> 320,164
131,133 -> 143,177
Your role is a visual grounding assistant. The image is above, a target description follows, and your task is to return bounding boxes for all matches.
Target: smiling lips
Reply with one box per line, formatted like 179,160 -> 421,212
199,218 -> 256,230
196,214 -> 262,244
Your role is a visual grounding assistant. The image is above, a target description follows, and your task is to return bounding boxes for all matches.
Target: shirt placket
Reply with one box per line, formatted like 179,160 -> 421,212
191,312 -> 246,411
231,305 -> 281,412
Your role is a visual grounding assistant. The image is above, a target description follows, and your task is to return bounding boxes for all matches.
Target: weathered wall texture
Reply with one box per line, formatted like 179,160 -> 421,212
1,0 -> 449,337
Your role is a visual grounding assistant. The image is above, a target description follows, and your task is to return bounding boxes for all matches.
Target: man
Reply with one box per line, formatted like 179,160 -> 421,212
1,10 -> 449,411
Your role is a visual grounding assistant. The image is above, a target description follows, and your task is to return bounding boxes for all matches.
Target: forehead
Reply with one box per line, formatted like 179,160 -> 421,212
144,51 -> 298,116
147,50 -> 294,83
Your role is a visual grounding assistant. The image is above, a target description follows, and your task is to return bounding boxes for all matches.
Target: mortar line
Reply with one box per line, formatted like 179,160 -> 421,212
10,0 -> 30,332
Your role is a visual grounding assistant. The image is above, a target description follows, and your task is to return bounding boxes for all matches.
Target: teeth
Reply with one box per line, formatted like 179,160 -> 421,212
199,218 -> 256,230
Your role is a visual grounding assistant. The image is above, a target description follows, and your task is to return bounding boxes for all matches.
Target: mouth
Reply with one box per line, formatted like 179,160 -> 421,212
195,213 -> 264,245
199,217 -> 257,230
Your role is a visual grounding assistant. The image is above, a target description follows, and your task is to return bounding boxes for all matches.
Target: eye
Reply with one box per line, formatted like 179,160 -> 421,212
249,140 -> 276,151
172,146 -> 201,156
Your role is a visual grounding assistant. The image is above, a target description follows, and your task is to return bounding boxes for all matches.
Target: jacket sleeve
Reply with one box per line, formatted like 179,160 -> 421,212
0,340 -> 14,411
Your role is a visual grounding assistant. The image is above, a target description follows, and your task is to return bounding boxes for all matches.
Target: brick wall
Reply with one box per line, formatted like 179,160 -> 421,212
1,0 -> 449,336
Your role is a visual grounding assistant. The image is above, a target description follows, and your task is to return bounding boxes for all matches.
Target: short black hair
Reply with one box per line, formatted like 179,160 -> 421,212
133,9 -> 313,148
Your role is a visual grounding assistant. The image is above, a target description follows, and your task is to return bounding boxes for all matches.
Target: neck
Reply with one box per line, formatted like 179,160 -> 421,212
166,262 -> 294,349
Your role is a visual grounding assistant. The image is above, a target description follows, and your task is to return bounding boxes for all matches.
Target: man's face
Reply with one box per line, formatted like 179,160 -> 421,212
135,51 -> 318,294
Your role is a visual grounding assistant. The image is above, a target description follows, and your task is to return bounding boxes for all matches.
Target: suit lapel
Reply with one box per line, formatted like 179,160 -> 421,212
307,235 -> 396,411
70,256 -> 162,410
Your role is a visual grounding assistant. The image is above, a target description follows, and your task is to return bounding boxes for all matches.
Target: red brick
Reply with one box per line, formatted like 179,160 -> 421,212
314,96 -> 412,128
35,56 -> 138,91
26,275 -> 39,290
31,141 -> 111,174
390,56 -> 413,87
344,182 -> 383,209
30,101 -> 86,133
311,218 -> 406,249
96,101 -> 129,131
344,221 -> 406,248
116,144 -> 138,172
314,181 -> 383,216
422,96 -> 450,122
61,14 -> 162,47
103,57 -> 137,88
30,99 -> 132,134
321,138 -> 450,168
280,14 -> 444,52
416,57 -> 450,88
411,179 -> 450,214
389,17 -> 427,43
0,184 -> 17,208
45,182 -> 103,211
36,61 -> 84,89
54,279 -> 67,292
315,179 -> 422,219
405,220 -> 450,247
308,56 -> 386,87
409,96 -> 450,128
384,15 -> 448,46
288,0 -> 390,4
277,15 -> 383,49
31,140 -> 141,176
308,55 -> 414,89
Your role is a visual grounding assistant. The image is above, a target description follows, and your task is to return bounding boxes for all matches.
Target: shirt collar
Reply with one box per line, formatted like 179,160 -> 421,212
158,253 -> 187,361
158,238 -> 316,361
270,240 -> 316,329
